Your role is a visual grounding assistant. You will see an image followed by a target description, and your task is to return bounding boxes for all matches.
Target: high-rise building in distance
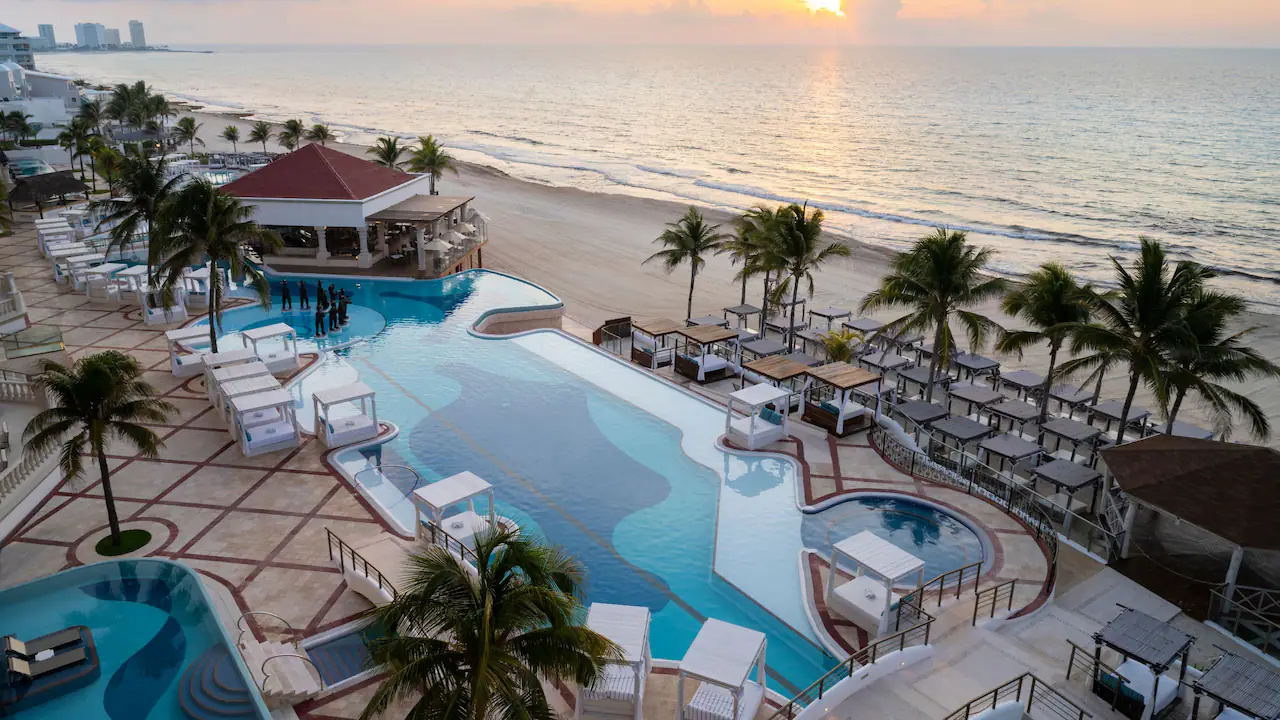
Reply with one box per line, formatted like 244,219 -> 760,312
103,28 -> 121,47
75,22 -> 105,48
37,24 -> 55,49
128,20 -> 145,49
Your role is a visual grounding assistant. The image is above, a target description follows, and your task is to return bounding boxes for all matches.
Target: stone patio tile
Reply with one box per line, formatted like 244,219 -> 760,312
91,313 -> 141,330
100,328 -> 164,349
273,518 -> 386,568
210,440 -> 300,468
8,265 -> 49,278
314,586 -> 375,630
279,443 -> 332,474
238,471 -> 340,514
840,445 -> 912,481
319,488 -> 377,520
809,475 -> 839,500
24,307 -> 66,323
60,326 -> 122,346
135,503 -> 224,550
136,334 -> 173,351
0,543 -> 70,590
141,370 -> 187,395
21,496 -> 146,542
47,309 -> 111,326
186,510 -> 303,561
187,407 -> 230,430
157,427 -> 234,463
239,566 -> 346,632
105,459 -> 194,500
158,396 -> 217,427
998,534 -> 1051,578
180,557 -> 256,590
163,464 -> 269,506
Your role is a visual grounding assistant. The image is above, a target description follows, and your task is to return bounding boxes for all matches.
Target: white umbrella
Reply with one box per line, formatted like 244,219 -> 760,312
456,222 -> 476,234
444,230 -> 467,244
424,237 -> 453,253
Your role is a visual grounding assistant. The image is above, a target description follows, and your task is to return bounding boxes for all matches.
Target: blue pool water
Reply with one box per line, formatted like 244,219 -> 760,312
0,559 -> 269,719
210,270 -> 986,694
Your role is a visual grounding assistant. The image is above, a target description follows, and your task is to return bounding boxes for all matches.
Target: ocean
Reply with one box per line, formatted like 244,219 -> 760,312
41,46 -> 1280,306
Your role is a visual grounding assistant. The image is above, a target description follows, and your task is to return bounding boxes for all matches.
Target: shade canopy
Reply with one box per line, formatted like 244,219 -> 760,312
587,603 -> 650,665
678,325 -> 739,345
1040,417 -> 1103,444
952,353 -> 1000,374
1095,607 -> 1194,672
979,433 -> 1042,462
680,619 -> 766,689
784,352 -> 822,367
242,322 -> 296,342
1050,384 -> 1095,406
899,365 -> 950,387
729,383 -> 790,410
948,383 -> 1004,407
1194,651 -> 1280,720
1147,421 -> 1213,440
930,416 -> 996,444
833,531 -> 925,583
413,471 -> 492,513
166,326 -> 210,344
988,400 -> 1040,423
843,318 -> 882,333
314,381 -> 376,408
1101,436 -> 1280,551
231,388 -> 293,414
367,195 -> 475,223
1031,459 -> 1102,491
1091,399 -> 1150,423
744,356 -> 810,382
810,307 -> 850,320
116,265 -> 149,278
862,351 -> 911,372
8,170 -> 89,205
633,318 -> 683,337
999,370 -> 1045,390
741,338 -> 787,358
805,362 -> 881,391
895,400 -> 949,425
688,315 -> 730,328
724,304 -> 761,317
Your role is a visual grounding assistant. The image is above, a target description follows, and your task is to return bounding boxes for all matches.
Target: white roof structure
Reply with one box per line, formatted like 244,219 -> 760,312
84,263 -> 127,276
185,267 -> 211,280
231,388 -> 293,414
116,265 -> 150,278
833,531 -> 925,583
680,619 -> 766,688
413,471 -> 492,513
204,348 -> 258,367
242,322 -> 295,342
68,253 -> 107,264
165,326 -> 210,343
587,603 -> 650,665
314,382 -> 375,407
729,384 -> 790,409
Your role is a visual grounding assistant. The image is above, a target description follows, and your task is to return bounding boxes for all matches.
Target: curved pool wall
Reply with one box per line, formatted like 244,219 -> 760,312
0,558 -> 270,719
209,269 -> 990,693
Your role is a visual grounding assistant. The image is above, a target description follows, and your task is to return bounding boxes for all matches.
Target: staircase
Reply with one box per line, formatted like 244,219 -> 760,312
177,646 -> 259,719
237,638 -> 325,708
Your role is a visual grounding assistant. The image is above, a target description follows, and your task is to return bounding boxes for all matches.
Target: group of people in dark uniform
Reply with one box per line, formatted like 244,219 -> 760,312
279,280 -> 350,338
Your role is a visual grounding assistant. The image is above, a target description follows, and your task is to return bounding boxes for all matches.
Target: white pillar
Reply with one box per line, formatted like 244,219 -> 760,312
357,225 -> 372,268
315,226 -> 329,260
416,227 -> 427,272
377,223 -> 387,249
1224,545 -> 1245,603
880,577 -> 894,635
1120,500 -> 1139,558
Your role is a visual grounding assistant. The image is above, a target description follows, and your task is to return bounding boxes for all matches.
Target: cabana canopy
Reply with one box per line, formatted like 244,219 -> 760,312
165,326 -> 211,377
687,315 -> 730,328
678,325 -> 738,345
1095,607 -> 1194,673
723,304 -> 761,318
988,399 -> 1040,430
861,351 -> 912,373
1146,421 -> 1214,440
240,322 -> 299,373
898,365 -> 951,398
675,325 -> 739,383
413,471 -> 496,548
579,603 -> 651,720
828,531 -> 926,635
1091,399 -> 1151,427
231,389 -> 299,457
207,360 -> 271,402
1031,459 -> 1101,492
313,381 -> 379,448
930,415 -> 995,446
999,369 -> 1045,392
8,171 -> 89,206
1050,384 -> 1095,408
1193,651 -> 1280,720
744,355 -> 810,384
677,619 -> 767,720
835,531 -> 925,582
803,362 -> 883,436
725,383 -> 791,451
740,338 -> 787,359
952,352 -> 1000,378
948,383 -> 1005,413
894,400 -> 949,427
843,317 -> 882,334
979,433 -> 1042,471
784,351 -> 821,367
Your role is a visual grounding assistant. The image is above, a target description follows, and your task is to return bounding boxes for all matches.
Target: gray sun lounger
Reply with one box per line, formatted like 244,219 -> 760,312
4,627 -> 83,658
7,647 -> 88,678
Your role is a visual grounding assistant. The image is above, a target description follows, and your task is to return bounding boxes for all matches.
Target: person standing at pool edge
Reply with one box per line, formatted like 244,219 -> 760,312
315,297 -> 327,337
316,280 -> 326,308
329,293 -> 340,332
280,280 -> 292,311
299,281 -> 309,310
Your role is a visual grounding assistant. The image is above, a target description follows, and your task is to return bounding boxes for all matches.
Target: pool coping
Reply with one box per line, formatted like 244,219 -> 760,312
0,557 -> 274,719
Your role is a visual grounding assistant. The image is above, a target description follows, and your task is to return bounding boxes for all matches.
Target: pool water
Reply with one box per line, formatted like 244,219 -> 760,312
211,270 -> 987,694
0,559 -> 269,719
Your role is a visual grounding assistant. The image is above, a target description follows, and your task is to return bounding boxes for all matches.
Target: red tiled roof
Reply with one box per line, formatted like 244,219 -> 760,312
220,144 -> 417,201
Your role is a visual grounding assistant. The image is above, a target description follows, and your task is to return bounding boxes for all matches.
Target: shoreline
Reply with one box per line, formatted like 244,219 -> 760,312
161,103 -> 1279,445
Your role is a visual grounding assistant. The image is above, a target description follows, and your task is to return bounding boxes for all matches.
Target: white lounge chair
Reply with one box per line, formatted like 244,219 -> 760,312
1115,659 -> 1179,717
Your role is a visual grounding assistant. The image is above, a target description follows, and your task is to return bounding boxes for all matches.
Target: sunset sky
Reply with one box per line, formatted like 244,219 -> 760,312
12,0 -> 1280,47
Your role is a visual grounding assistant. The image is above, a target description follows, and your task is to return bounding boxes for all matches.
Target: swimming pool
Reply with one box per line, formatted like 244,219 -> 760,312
211,270 -> 988,693
8,157 -> 54,177
0,559 -> 269,719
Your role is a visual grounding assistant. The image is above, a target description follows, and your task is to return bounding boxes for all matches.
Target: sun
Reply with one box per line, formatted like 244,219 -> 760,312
804,0 -> 845,15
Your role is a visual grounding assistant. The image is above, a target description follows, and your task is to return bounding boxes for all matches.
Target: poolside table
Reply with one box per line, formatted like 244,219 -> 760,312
1048,384 -> 1095,418
997,369 -> 1045,400
740,338 -> 787,360
894,400 -> 950,428
1089,399 -> 1151,435
978,433 -> 1043,473
1031,459 -> 1102,514
687,315 -> 730,328
784,351 -> 822,367
987,399 -> 1040,434
1146,420 -> 1214,440
947,382 -> 1005,417
860,351 -> 912,374
952,352 -> 1001,381
1039,417 -> 1103,462
843,317 -> 883,334
808,307 -> 851,329
930,415 -> 996,450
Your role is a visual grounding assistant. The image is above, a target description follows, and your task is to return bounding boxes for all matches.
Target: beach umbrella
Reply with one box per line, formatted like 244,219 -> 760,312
457,221 -> 476,234
424,237 -> 453,253
444,230 -> 467,244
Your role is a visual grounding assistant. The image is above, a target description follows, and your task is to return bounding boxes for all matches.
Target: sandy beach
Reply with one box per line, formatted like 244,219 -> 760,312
185,109 -> 1280,444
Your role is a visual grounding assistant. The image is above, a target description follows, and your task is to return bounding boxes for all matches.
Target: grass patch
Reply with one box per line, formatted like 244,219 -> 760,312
95,529 -> 153,557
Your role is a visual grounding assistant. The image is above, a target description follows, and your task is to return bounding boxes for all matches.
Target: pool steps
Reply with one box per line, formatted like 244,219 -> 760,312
237,638 -> 324,708
177,645 -> 258,718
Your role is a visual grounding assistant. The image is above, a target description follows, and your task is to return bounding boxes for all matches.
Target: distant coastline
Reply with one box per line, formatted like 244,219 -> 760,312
34,48 -> 213,56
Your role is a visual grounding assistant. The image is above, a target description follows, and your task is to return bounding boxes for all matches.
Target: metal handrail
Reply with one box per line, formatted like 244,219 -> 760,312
422,518 -> 481,566
1208,587 -> 1280,658
236,610 -> 297,646
326,527 -> 398,599
902,559 -> 984,613
768,616 -> 935,720
1066,639 -> 1130,713
943,673 -> 1092,720
355,464 -> 426,494
260,653 -> 326,695
973,579 -> 1017,625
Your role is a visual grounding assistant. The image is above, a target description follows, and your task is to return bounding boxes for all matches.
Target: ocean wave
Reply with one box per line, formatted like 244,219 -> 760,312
469,129 -> 547,147
636,165 -> 703,180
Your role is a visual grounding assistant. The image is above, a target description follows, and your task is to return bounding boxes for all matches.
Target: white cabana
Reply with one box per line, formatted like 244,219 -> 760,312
183,267 -> 212,308
207,360 -> 272,403
232,389 -> 299,457
412,471 -> 495,549
725,384 -> 791,451
112,265 -> 150,304
313,382 -> 379,448
240,322 -> 300,373
218,375 -> 282,425
64,253 -> 107,289
83,263 -> 127,300
165,326 -> 212,377
577,603 -> 651,720
676,619 -> 767,720
201,347 -> 260,392
826,531 -> 926,636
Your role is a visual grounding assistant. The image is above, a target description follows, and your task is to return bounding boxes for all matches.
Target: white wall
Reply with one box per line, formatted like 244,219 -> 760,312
790,646 -> 934,720
239,174 -> 433,229
0,97 -> 72,128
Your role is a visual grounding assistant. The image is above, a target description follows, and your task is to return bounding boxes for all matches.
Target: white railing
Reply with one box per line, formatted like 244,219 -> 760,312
0,435 -> 59,506
0,377 -> 37,403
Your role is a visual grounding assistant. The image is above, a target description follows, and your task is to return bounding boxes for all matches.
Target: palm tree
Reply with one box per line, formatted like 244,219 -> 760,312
5,112 -> 34,145
57,119 -> 94,183
220,125 -> 240,153
148,94 -> 177,129
105,82 -> 137,130
1057,237 -> 1215,445
758,203 -> 851,351
995,263 -> 1094,423
93,150 -> 184,290
156,179 -> 280,352
360,526 -> 618,720
23,352 -> 174,548
644,206 -> 729,319
304,123 -> 333,146
740,205 -> 785,322
77,98 -> 105,136
406,134 -> 456,195
822,328 -> 865,363
861,228 -> 1008,403
719,212 -> 768,307
247,121 -> 273,154
93,144 -> 126,197
175,116 -> 204,157
84,135 -> 108,194
368,136 -> 407,169
278,119 -> 305,152
1158,290 -> 1278,440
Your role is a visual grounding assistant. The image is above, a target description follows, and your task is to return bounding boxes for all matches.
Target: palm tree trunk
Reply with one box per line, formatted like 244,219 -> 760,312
232,140 -> 237,154
739,273 -> 748,306
686,263 -> 697,319
788,276 -> 800,352
97,444 -> 122,546
261,140 -> 268,154
429,174 -> 437,196
1091,366 -> 1106,404
1167,389 -> 1188,431
1115,371 -> 1142,445
1038,341 -> 1061,423
208,264 -> 220,354
761,271 -> 771,326
89,154 -> 98,193
926,323 -> 945,404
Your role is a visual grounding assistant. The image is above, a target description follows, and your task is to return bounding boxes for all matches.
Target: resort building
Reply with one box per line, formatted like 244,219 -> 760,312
37,24 -> 55,50
0,24 -> 34,71
221,144 -> 488,277
73,23 -> 105,49
128,21 -> 146,49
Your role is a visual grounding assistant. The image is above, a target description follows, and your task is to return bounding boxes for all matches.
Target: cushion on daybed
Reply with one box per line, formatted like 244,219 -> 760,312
1115,659 -> 1178,715
760,408 -> 783,426
327,414 -> 375,437
583,663 -> 640,701
245,421 -> 293,448
686,680 -> 764,720
242,407 -> 284,428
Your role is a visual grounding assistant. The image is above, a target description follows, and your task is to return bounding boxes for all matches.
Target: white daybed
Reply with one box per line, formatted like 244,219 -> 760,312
240,323 -> 299,373
577,603 -> 651,720
165,326 -> 212,377
83,263 -> 127,300
803,362 -> 885,437
200,347 -> 259,393
1115,659 -> 1179,719
313,382 -> 379,448
412,471 -> 496,551
64,253 -> 107,290
232,389 -> 299,457
725,384 -> 791,451
207,360 -> 272,403
183,267 -> 212,308
219,375 -> 283,427
676,618 -> 767,720
675,325 -> 740,384
826,531 -> 926,637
